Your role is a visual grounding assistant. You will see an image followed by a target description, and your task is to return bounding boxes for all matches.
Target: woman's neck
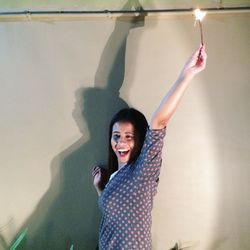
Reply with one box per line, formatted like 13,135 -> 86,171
118,163 -> 127,170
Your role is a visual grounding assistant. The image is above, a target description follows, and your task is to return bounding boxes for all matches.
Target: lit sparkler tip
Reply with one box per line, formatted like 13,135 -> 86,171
194,8 -> 206,21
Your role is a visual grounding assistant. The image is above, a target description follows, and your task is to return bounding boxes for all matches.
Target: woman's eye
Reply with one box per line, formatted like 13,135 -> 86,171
126,135 -> 134,140
113,134 -> 120,141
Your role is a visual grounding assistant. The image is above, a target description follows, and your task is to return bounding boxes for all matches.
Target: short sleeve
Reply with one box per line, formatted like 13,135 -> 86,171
133,127 -> 166,182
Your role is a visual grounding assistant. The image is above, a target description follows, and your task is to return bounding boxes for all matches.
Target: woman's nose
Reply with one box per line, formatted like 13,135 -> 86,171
117,137 -> 126,144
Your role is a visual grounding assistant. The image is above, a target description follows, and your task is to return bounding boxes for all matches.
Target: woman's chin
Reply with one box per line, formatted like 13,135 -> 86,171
117,153 -> 131,164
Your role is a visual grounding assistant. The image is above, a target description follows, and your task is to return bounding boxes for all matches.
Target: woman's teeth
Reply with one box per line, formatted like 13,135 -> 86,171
118,149 -> 129,156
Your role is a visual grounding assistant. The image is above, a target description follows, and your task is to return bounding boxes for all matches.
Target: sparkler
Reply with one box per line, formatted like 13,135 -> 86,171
194,8 -> 206,45
194,8 -> 206,62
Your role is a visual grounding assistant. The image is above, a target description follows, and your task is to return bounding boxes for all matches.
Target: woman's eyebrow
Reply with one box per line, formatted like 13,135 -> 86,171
125,132 -> 134,135
112,131 -> 134,135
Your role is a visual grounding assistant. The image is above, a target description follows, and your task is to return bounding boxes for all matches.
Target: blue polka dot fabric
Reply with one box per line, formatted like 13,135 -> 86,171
98,127 -> 166,250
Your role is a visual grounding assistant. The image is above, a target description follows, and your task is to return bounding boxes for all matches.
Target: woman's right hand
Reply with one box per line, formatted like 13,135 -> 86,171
92,165 -> 109,195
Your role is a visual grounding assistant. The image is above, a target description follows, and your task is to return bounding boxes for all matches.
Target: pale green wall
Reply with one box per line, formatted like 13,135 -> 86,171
0,5 -> 249,250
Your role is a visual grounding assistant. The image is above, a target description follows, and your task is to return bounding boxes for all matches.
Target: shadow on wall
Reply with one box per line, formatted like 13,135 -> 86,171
7,1 -> 146,249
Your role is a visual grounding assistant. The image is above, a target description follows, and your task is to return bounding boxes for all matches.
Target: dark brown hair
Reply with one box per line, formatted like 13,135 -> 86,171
108,108 -> 148,174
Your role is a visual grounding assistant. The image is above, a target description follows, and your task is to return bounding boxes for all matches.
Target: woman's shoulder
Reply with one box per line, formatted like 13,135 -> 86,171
145,126 -> 167,140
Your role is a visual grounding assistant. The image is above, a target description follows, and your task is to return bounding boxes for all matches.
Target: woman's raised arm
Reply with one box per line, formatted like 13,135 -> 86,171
150,45 -> 207,130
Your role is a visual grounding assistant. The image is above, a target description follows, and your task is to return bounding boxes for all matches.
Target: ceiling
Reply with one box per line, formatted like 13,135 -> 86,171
0,0 -> 250,11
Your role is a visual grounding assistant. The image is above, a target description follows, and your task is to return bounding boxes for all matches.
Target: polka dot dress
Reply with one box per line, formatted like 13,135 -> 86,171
98,127 -> 166,250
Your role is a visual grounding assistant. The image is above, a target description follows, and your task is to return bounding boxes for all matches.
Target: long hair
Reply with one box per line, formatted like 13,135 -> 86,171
108,108 -> 148,175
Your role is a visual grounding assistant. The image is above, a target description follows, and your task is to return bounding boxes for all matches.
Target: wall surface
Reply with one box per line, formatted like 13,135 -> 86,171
0,2 -> 250,250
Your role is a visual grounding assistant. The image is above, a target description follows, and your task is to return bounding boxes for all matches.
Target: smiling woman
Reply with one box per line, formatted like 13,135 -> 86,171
91,45 -> 207,249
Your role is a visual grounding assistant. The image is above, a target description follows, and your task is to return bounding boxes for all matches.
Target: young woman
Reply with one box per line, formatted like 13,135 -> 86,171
92,45 -> 207,249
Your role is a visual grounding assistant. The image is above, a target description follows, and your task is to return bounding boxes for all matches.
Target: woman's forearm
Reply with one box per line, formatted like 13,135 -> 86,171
150,46 -> 207,130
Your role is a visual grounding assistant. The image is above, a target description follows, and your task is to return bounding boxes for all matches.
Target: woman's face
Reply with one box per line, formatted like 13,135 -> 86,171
111,121 -> 135,167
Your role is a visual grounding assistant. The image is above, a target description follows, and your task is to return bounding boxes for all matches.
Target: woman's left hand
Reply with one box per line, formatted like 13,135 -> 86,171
179,44 -> 207,80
